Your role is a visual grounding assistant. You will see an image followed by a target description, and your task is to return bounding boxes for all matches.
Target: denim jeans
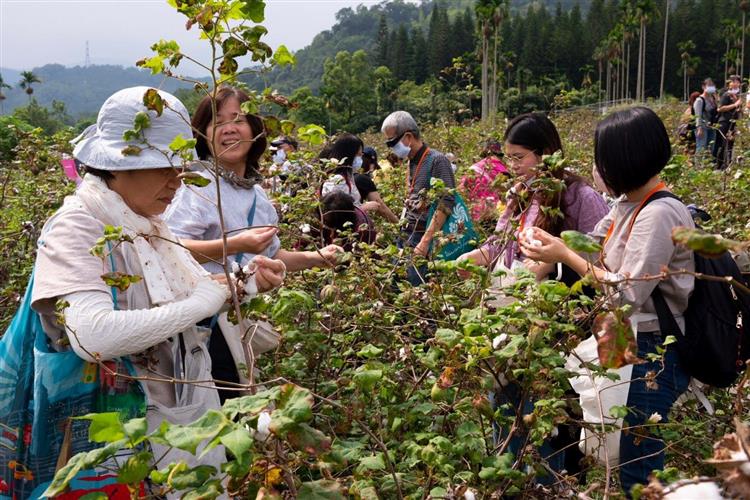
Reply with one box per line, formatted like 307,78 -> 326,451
490,382 -> 565,484
695,126 -> 715,156
619,331 -> 690,495
397,228 -> 428,286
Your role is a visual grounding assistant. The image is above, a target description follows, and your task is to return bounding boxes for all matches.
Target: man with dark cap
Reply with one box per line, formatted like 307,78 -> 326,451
714,75 -> 743,169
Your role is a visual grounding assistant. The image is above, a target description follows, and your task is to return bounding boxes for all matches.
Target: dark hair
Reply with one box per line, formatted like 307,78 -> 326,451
703,78 -> 715,87
504,113 -> 563,156
83,165 -> 114,180
329,133 -> 364,168
191,87 -> 267,177
594,106 -> 671,196
689,91 -> 701,107
481,138 -> 503,158
504,112 -> 590,235
319,191 -> 357,245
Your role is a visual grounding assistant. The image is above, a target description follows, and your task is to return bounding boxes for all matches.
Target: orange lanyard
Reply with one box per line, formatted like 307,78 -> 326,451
603,181 -> 667,246
407,147 -> 431,195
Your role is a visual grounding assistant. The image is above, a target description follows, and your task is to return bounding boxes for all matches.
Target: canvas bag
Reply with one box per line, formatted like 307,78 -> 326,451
565,314 -> 655,466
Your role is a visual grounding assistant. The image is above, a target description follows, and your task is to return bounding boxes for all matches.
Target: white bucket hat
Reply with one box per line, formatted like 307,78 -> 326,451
73,86 -> 195,171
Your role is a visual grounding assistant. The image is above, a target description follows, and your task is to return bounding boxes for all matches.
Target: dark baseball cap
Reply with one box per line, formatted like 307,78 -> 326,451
270,136 -> 298,150
363,146 -> 377,160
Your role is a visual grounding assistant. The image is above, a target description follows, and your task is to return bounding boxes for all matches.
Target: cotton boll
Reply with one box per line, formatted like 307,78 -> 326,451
463,489 -> 476,500
255,411 -> 272,441
663,481 -> 724,499
493,334 -> 508,349
523,227 -> 542,247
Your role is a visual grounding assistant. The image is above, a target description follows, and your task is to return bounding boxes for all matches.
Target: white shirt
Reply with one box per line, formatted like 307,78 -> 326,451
165,171 -> 281,274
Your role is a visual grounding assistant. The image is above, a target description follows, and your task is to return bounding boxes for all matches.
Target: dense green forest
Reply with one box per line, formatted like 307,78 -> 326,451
4,0 -> 750,133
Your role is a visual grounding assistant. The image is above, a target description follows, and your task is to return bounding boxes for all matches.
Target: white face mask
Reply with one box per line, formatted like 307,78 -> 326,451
391,140 -> 411,159
352,156 -> 363,171
272,149 -> 286,165
706,86 -> 716,94
729,88 -> 740,95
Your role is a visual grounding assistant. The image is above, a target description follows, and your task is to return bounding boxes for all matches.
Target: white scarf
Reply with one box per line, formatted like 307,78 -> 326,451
75,175 -> 208,307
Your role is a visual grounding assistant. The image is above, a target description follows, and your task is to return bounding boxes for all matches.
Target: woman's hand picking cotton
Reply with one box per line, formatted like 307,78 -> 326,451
519,227 -> 569,264
251,255 -> 286,292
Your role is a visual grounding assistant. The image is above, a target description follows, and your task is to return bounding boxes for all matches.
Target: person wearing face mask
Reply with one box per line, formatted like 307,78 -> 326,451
713,75 -> 743,170
694,78 -> 718,157
269,136 -> 298,180
381,111 -> 457,285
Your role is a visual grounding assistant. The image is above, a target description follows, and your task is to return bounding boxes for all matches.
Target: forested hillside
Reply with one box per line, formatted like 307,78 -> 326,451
0,64 -> 194,118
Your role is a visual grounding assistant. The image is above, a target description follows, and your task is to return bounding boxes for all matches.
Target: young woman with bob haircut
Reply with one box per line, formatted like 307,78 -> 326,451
520,106 -> 695,494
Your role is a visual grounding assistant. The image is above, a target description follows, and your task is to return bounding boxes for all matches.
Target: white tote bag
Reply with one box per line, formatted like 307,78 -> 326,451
566,313 -> 655,466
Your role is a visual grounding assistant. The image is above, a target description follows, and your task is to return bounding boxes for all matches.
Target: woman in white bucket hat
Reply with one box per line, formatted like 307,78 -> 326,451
28,87 -> 285,496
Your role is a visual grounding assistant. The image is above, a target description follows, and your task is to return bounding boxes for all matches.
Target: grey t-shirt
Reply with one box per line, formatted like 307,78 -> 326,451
591,196 -> 695,332
165,172 -> 281,274
405,145 -> 456,227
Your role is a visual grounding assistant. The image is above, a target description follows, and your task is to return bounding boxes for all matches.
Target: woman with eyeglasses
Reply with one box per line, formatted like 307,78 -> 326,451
456,113 -> 608,283
456,113 -> 608,481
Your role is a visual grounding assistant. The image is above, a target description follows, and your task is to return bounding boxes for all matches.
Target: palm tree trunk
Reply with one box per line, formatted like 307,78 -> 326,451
598,61 -> 603,103
743,12 -> 747,81
635,21 -> 645,102
626,43 -> 631,99
481,28 -> 488,121
725,40 -> 730,83
660,0 -> 670,100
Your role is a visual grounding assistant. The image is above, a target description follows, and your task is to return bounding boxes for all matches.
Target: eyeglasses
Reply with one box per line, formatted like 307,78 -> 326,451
503,150 -> 536,165
385,131 -> 410,148
213,113 -> 248,129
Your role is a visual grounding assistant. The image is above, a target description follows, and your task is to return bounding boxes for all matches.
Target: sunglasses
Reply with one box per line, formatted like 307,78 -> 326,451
385,131 -> 410,148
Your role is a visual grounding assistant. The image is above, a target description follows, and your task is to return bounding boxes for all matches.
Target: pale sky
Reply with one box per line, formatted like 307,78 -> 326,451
0,0 -> 388,72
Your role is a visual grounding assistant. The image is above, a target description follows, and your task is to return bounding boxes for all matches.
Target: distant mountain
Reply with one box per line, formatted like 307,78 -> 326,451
0,64 -> 197,117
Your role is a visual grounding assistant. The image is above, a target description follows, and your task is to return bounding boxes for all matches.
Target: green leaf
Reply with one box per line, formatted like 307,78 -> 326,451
273,44 -> 296,67
561,230 -> 602,253
164,410 -> 230,454
121,145 -> 142,156
273,383 -> 314,423
168,464 -> 217,490
356,344 -> 383,359
358,454 -> 386,471
222,387 -> 278,419
663,335 -> 677,346
180,172 -> 211,187
593,311 -> 641,369
182,479 -> 224,500
75,412 -> 124,443
123,417 -> 148,442
136,55 -> 165,75
280,119 -> 295,136
610,405 -> 630,419
168,133 -> 197,152
297,479 -> 345,500
435,328 -> 461,348
352,367 -> 382,391
298,124 -> 327,145
133,111 -> 151,131
222,37 -> 248,58
100,272 -> 143,292
263,115 -> 282,138
219,427 -> 253,459
241,0 -> 265,22
284,422 -> 331,455
219,56 -> 238,77
117,451 -> 152,484
672,226 -> 742,258
142,88 -> 164,116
